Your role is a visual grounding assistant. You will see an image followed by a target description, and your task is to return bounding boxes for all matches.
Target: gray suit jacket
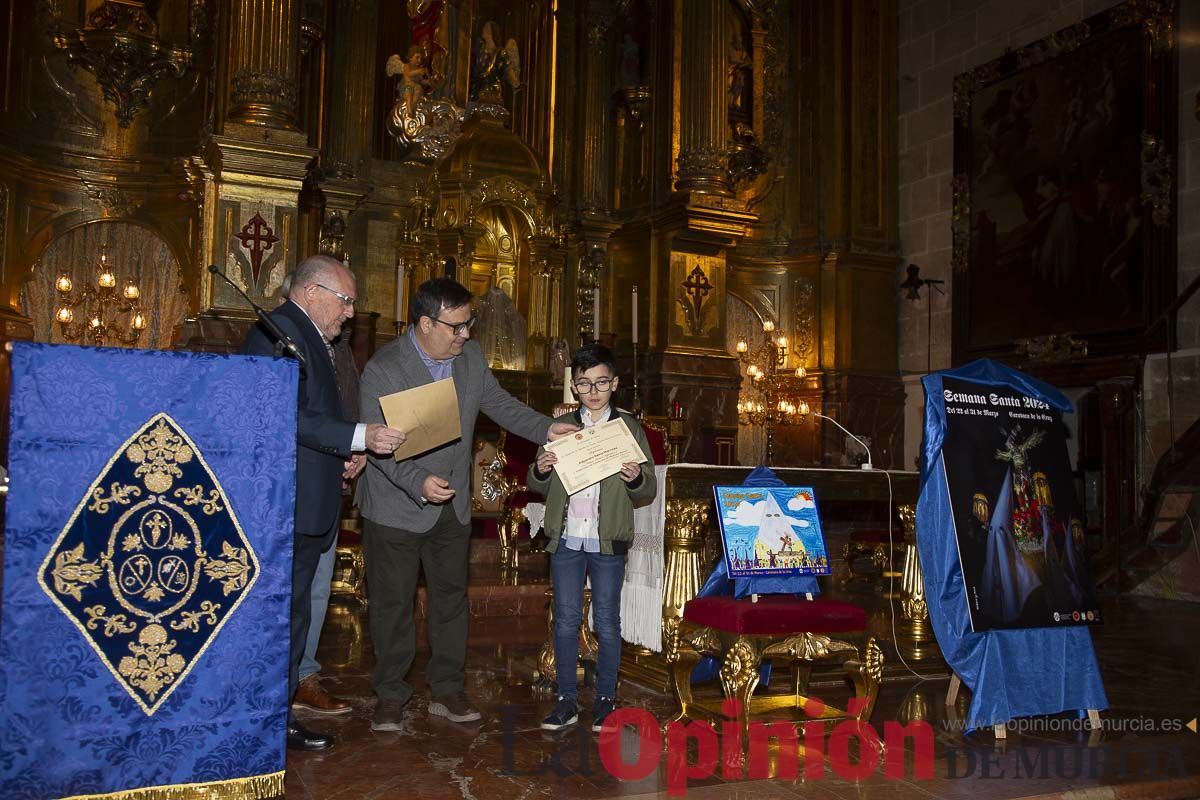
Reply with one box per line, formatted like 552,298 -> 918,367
356,335 -> 552,532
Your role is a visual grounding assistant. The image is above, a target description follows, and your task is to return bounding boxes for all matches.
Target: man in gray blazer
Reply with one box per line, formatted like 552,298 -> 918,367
358,278 -> 577,731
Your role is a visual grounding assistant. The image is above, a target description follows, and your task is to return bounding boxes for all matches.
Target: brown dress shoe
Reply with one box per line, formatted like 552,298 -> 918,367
293,675 -> 352,715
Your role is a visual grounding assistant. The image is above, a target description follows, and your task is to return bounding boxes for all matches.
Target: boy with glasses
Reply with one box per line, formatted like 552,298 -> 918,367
527,343 -> 658,732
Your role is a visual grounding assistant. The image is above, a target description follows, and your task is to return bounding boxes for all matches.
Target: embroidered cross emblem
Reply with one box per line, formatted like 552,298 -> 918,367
682,264 -> 713,320
234,212 -> 279,286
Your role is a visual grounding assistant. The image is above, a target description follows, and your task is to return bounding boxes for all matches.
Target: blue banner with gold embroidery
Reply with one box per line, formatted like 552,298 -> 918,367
0,342 -> 297,800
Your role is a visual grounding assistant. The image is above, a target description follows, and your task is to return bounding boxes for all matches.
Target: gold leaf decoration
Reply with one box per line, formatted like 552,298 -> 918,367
117,624 -> 186,701
50,544 -> 104,602
170,601 -> 221,632
126,420 -> 194,494
203,541 -> 251,596
173,484 -> 224,515
89,482 -> 142,514
84,604 -> 138,637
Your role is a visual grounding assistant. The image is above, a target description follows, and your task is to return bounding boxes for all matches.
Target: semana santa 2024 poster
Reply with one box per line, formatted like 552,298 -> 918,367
940,376 -> 1100,632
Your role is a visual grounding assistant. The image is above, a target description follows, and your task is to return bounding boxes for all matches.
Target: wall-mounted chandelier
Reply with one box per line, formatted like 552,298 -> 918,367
54,246 -> 148,346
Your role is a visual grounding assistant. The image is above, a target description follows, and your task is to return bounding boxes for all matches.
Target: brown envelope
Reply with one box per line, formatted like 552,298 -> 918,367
378,378 -> 462,460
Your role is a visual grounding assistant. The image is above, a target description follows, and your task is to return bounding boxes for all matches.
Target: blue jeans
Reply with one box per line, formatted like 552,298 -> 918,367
299,538 -> 337,681
551,546 -> 626,701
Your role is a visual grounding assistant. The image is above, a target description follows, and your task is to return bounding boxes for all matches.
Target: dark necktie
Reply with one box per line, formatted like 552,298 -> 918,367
325,339 -> 338,379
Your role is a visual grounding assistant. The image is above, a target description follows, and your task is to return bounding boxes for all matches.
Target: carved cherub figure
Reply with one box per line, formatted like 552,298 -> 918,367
396,45 -> 429,115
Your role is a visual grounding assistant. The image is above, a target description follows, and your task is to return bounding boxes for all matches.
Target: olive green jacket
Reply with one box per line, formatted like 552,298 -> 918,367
526,408 -> 658,555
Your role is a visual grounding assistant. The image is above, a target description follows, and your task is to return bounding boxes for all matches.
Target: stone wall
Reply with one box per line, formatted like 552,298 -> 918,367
898,0 -> 1200,473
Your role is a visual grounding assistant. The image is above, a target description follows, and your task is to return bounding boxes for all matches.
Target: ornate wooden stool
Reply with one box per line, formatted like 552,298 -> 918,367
668,595 -> 883,740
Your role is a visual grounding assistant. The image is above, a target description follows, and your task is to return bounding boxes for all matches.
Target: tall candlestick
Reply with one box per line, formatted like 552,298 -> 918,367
563,366 -> 573,404
395,260 -> 406,323
632,285 -> 638,344
593,285 -> 601,341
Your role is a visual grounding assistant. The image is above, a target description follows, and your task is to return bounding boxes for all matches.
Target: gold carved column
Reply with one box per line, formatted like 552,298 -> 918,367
673,0 -> 729,196
579,4 -> 613,216
804,0 -> 903,468
227,0 -> 303,130
315,0 -> 378,297
177,0 -> 315,346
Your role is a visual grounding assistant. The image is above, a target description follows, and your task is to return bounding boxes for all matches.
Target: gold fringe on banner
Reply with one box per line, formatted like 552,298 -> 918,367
62,771 -> 286,800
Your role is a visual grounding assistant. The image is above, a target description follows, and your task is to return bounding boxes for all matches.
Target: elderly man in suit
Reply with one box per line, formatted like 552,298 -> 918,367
242,255 -> 406,751
357,278 -> 577,731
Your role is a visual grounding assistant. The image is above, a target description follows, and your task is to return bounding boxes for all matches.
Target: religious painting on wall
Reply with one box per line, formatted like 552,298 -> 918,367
952,1 -> 1176,364
940,377 -> 1100,631
714,486 -> 831,579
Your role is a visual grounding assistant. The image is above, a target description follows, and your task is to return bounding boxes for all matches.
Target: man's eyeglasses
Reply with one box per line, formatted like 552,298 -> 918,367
314,283 -> 355,307
432,315 -> 477,337
573,378 -> 614,394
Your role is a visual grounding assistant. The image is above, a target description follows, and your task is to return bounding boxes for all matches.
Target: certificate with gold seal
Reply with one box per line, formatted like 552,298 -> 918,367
545,417 -> 648,494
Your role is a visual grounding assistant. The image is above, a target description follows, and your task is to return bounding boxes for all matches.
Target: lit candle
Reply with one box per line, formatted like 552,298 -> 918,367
55,306 -> 72,324
55,274 -> 72,293
736,340 -> 747,353
563,366 -> 573,404
593,285 -> 601,340
395,260 -> 406,323
632,286 -> 638,344
763,320 -> 775,333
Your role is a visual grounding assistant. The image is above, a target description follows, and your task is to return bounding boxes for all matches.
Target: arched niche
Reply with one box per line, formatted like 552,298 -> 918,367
470,203 -> 534,370
468,203 -> 532,306
23,221 -> 188,349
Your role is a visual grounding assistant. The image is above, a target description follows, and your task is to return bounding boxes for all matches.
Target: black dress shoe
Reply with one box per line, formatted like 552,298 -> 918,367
287,721 -> 334,751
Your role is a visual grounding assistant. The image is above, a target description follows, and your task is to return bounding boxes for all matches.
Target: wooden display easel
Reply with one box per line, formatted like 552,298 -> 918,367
945,673 -> 1101,739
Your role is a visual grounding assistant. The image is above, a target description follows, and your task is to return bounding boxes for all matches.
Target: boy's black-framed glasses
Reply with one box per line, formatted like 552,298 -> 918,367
573,378 -> 614,394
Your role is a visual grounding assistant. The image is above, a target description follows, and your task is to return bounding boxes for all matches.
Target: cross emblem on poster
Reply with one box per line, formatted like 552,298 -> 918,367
682,264 -> 714,320
234,212 -> 279,286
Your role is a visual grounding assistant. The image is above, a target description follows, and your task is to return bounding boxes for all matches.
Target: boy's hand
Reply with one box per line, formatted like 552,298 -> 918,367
618,462 -> 641,483
536,451 -> 558,473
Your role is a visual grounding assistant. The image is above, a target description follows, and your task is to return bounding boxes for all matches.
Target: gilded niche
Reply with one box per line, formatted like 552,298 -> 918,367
38,414 -> 257,715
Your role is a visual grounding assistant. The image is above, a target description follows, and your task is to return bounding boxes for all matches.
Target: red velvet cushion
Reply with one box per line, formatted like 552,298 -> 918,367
682,595 -> 867,635
337,528 -> 361,546
642,425 -> 668,465
502,436 -> 540,481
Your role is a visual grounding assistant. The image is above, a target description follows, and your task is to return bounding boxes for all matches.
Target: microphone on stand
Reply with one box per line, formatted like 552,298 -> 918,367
207,264 -> 307,369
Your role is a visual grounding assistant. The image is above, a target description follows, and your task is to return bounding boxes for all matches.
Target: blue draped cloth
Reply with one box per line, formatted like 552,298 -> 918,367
0,343 -> 297,800
917,358 -> 1107,732
692,466 -> 820,684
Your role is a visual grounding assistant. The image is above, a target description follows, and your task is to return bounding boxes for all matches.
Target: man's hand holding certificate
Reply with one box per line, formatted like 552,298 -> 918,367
542,417 -> 647,494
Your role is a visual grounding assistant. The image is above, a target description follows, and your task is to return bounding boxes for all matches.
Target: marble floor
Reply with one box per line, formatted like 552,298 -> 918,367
287,556 -> 1200,800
